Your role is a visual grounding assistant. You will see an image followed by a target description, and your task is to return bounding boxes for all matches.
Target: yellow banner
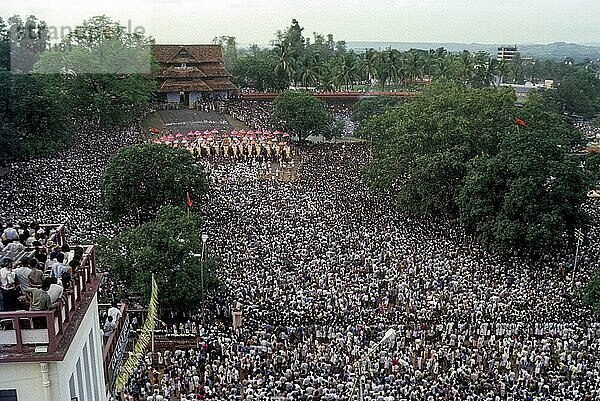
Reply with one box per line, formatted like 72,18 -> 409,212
115,275 -> 159,392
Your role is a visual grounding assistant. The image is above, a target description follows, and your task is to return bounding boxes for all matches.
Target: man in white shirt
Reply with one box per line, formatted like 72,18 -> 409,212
0,257 -> 17,311
47,277 -> 64,304
107,302 -> 122,324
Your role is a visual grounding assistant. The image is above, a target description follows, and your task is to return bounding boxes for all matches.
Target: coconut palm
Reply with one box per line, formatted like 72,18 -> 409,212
296,54 -> 319,88
359,48 -> 379,88
334,53 -> 359,91
272,42 -> 296,87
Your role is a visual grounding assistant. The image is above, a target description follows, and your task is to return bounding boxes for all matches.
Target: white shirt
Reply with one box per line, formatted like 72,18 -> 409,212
47,283 -> 64,303
108,306 -> 122,323
0,267 -> 16,289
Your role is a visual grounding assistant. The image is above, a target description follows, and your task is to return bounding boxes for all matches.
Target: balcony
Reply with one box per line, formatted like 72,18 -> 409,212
0,244 -> 101,363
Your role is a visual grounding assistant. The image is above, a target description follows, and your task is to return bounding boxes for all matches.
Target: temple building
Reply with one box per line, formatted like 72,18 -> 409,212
152,44 -> 239,106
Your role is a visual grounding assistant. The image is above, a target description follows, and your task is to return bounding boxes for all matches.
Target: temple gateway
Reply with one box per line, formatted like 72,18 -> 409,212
152,44 -> 239,106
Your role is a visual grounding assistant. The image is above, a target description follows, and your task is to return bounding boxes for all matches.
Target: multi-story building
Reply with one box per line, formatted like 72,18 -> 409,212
152,44 -> 239,106
0,225 -> 114,401
497,45 -> 519,62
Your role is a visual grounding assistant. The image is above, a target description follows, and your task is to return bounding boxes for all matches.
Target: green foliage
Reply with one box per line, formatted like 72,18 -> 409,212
361,83 -> 516,217
363,82 -> 588,254
97,206 -> 219,312
34,15 -> 155,130
458,129 -> 588,254
230,53 -> 288,92
585,153 -> 600,184
212,36 -> 238,70
271,90 -> 335,141
352,95 -> 404,129
584,269 -> 600,317
100,144 -> 207,222
556,70 -> 600,118
6,15 -> 49,73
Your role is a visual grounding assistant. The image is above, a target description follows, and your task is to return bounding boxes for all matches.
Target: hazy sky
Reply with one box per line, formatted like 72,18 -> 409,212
2,0 -> 600,46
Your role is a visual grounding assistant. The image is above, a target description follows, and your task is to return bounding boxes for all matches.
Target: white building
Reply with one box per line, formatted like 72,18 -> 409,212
0,241 -> 109,401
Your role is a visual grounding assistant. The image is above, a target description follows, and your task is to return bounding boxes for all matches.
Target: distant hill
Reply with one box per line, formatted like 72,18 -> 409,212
346,41 -> 600,62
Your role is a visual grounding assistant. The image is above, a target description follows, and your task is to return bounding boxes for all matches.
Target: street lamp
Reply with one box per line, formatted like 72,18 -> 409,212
351,328 -> 396,401
201,234 -> 208,296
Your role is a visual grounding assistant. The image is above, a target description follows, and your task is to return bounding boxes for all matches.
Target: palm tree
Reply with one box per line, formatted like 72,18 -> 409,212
404,50 -> 422,84
317,59 -> 337,92
496,60 -> 510,85
334,53 -> 359,91
375,52 -> 390,91
359,48 -> 378,89
385,49 -> 403,88
297,54 -> 318,88
273,42 -> 296,87
454,50 -> 474,84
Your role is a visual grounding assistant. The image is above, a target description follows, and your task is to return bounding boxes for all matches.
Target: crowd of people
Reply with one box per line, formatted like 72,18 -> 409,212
0,100 -> 598,400
121,143 -> 599,400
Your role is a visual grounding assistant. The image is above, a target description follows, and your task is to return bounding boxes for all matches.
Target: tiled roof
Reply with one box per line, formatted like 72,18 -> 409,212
157,79 -> 214,93
152,45 -> 223,63
205,78 -> 239,91
158,66 -> 207,79
199,64 -> 231,77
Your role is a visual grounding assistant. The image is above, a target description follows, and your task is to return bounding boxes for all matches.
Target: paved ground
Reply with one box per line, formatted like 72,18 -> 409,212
158,109 -> 232,133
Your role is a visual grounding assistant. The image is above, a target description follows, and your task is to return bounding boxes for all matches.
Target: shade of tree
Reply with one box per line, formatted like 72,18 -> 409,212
7,15 -> 49,73
0,15 -> 73,165
100,144 -> 208,223
97,205 -> 219,313
212,35 -> 238,71
270,90 -> 336,141
362,82 -> 589,254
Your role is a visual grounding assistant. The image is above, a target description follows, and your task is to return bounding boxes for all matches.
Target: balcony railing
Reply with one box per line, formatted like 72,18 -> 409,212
0,245 -> 98,357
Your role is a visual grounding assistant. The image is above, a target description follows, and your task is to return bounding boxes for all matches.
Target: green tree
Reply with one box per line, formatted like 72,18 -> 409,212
212,35 -> 238,70
585,153 -> 600,185
7,15 -> 49,73
98,206 -> 219,312
352,95 -> 404,128
458,129 -> 588,254
556,70 -> 600,118
34,15 -> 155,130
271,90 -> 335,141
585,269 -> 600,317
360,83 -> 516,217
100,144 -> 208,222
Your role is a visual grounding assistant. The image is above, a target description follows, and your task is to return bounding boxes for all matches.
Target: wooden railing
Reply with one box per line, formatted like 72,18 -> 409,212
40,223 -> 67,246
100,302 -> 128,388
0,245 -> 97,354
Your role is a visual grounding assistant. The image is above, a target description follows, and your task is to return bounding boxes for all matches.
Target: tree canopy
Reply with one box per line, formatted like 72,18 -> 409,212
34,15 -> 155,130
100,144 -> 207,223
270,90 -> 336,141
556,70 -> 600,118
98,206 -> 219,312
361,82 -> 588,254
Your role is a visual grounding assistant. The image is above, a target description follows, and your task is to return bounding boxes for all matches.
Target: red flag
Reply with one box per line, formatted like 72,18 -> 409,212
515,117 -> 526,126
186,192 -> 193,207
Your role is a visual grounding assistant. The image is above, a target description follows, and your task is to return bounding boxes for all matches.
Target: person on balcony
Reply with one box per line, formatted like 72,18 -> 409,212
24,277 -> 52,328
0,257 -> 17,311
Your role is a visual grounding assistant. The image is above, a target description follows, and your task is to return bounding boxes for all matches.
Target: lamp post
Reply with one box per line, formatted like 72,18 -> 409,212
201,233 -> 208,297
352,328 -> 396,401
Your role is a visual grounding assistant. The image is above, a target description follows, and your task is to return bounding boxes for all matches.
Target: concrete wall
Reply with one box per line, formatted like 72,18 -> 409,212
0,294 -> 107,401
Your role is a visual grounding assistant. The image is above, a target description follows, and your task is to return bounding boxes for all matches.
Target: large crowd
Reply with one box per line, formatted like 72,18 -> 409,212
0,102 -> 599,400
122,143 -> 600,400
